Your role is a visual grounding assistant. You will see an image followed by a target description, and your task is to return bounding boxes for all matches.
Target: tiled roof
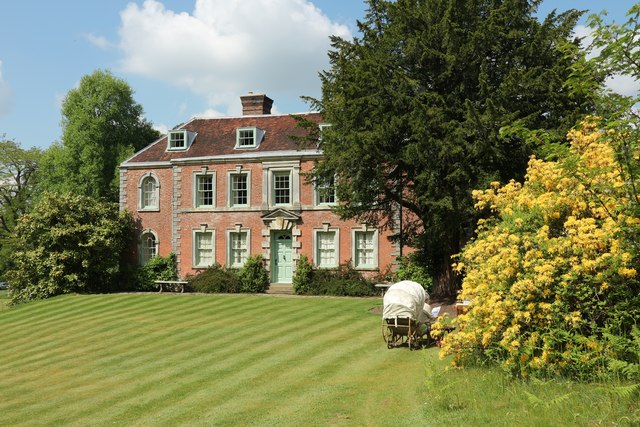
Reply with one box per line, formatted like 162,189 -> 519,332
125,112 -> 323,164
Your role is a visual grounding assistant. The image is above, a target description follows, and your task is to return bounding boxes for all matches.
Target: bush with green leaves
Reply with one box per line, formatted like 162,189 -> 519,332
6,192 -> 134,304
187,264 -> 241,294
293,258 -> 377,297
292,254 -> 313,294
133,253 -> 178,291
394,254 -> 432,294
237,255 -> 269,293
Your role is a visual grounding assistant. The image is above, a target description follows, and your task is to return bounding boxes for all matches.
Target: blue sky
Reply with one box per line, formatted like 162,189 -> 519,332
0,0 -> 637,149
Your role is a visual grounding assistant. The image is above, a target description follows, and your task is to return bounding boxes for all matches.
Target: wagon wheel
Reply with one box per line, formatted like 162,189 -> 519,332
382,321 -> 395,348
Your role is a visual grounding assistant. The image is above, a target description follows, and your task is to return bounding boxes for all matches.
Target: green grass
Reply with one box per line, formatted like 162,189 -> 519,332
0,294 -> 637,426
0,290 -> 8,311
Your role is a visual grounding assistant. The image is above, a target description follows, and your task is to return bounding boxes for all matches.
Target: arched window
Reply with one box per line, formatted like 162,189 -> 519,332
139,174 -> 159,210
140,231 -> 158,264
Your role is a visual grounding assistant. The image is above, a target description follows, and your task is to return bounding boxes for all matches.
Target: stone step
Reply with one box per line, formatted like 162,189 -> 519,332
267,284 -> 294,295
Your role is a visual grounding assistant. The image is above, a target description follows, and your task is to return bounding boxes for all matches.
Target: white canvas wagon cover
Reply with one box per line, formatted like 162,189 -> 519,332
382,280 -> 430,323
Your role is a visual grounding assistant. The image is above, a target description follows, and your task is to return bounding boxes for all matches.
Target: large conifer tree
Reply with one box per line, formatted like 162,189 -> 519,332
313,0 -> 597,297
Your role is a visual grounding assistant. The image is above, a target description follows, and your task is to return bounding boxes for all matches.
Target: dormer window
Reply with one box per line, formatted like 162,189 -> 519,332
167,129 -> 196,151
318,123 -> 331,145
169,130 -> 186,149
235,127 -> 265,149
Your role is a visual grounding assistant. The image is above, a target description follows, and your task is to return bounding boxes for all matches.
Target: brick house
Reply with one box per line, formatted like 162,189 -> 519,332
119,93 -> 402,284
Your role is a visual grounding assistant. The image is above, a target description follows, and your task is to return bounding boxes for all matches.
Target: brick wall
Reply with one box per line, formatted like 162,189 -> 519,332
122,157 -> 407,279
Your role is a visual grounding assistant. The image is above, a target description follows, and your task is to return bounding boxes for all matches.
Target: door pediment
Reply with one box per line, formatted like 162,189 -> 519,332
261,208 -> 301,221
261,208 -> 301,231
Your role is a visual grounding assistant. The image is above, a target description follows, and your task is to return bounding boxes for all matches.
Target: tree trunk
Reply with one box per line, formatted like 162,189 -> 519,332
430,227 -> 463,300
431,255 -> 459,300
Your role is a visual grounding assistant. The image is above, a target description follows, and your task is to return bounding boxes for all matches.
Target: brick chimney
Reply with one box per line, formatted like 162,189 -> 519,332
240,92 -> 273,116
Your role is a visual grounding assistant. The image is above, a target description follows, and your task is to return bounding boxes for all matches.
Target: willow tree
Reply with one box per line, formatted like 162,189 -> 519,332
312,0 -> 597,297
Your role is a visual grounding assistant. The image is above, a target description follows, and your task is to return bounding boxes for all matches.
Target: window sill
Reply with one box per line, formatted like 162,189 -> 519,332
138,207 -> 160,212
354,266 -> 379,271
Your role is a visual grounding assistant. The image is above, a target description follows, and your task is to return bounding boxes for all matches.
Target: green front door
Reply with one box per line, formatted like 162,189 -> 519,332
272,231 -> 293,283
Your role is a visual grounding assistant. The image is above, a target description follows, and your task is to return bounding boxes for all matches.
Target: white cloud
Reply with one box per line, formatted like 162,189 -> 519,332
116,0 -> 351,113
605,73 -> 640,97
82,32 -> 113,49
193,107 -> 227,118
0,60 -> 14,117
153,123 -> 169,134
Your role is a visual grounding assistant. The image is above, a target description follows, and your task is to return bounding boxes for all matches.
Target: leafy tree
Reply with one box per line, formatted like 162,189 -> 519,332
310,0 -> 597,297
0,136 -> 41,278
39,70 -> 160,201
6,192 -> 134,304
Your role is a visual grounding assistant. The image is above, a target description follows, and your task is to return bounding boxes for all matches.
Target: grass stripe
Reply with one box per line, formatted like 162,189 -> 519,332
0,294 -> 426,426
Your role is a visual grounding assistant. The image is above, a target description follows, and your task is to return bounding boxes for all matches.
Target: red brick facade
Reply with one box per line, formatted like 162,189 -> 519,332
120,94 -> 402,282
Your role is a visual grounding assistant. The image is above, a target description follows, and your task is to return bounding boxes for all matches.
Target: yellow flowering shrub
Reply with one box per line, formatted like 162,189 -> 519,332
440,119 -> 640,379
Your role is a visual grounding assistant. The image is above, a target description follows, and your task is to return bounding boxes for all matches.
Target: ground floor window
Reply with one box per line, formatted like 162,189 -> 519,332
140,231 -> 157,264
228,231 -> 248,268
353,230 -> 377,269
315,230 -> 338,268
194,231 -> 214,268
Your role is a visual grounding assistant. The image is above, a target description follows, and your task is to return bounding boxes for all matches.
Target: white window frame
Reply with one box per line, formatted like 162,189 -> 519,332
235,127 -> 265,149
193,170 -> 216,209
139,229 -> 158,265
351,228 -> 378,270
167,129 -> 196,151
226,228 -> 250,268
272,170 -> 292,206
314,175 -> 337,206
138,172 -> 160,211
168,130 -> 187,150
313,228 -> 340,268
318,123 -> 331,145
193,229 -> 215,269
227,169 -> 251,208
262,161 -> 300,209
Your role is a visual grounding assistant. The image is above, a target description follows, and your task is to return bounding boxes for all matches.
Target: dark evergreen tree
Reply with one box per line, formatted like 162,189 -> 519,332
312,0 -> 598,297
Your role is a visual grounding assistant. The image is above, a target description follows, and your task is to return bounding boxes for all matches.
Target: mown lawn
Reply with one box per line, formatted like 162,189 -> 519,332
0,290 -> 8,311
0,294 -> 637,426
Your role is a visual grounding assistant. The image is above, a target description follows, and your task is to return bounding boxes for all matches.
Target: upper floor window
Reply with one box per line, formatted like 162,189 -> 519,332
235,127 -> 265,149
140,230 -> 158,265
273,171 -> 291,205
169,130 -> 186,150
315,176 -> 336,206
167,129 -> 195,151
262,160 -> 300,209
139,173 -> 159,211
352,229 -> 378,270
318,123 -> 331,144
195,173 -> 214,208
231,173 -> 248,206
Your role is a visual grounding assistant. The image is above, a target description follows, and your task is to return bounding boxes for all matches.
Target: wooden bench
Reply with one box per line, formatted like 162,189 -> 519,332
375,283 -> 392,296
155,280 -> 188,293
